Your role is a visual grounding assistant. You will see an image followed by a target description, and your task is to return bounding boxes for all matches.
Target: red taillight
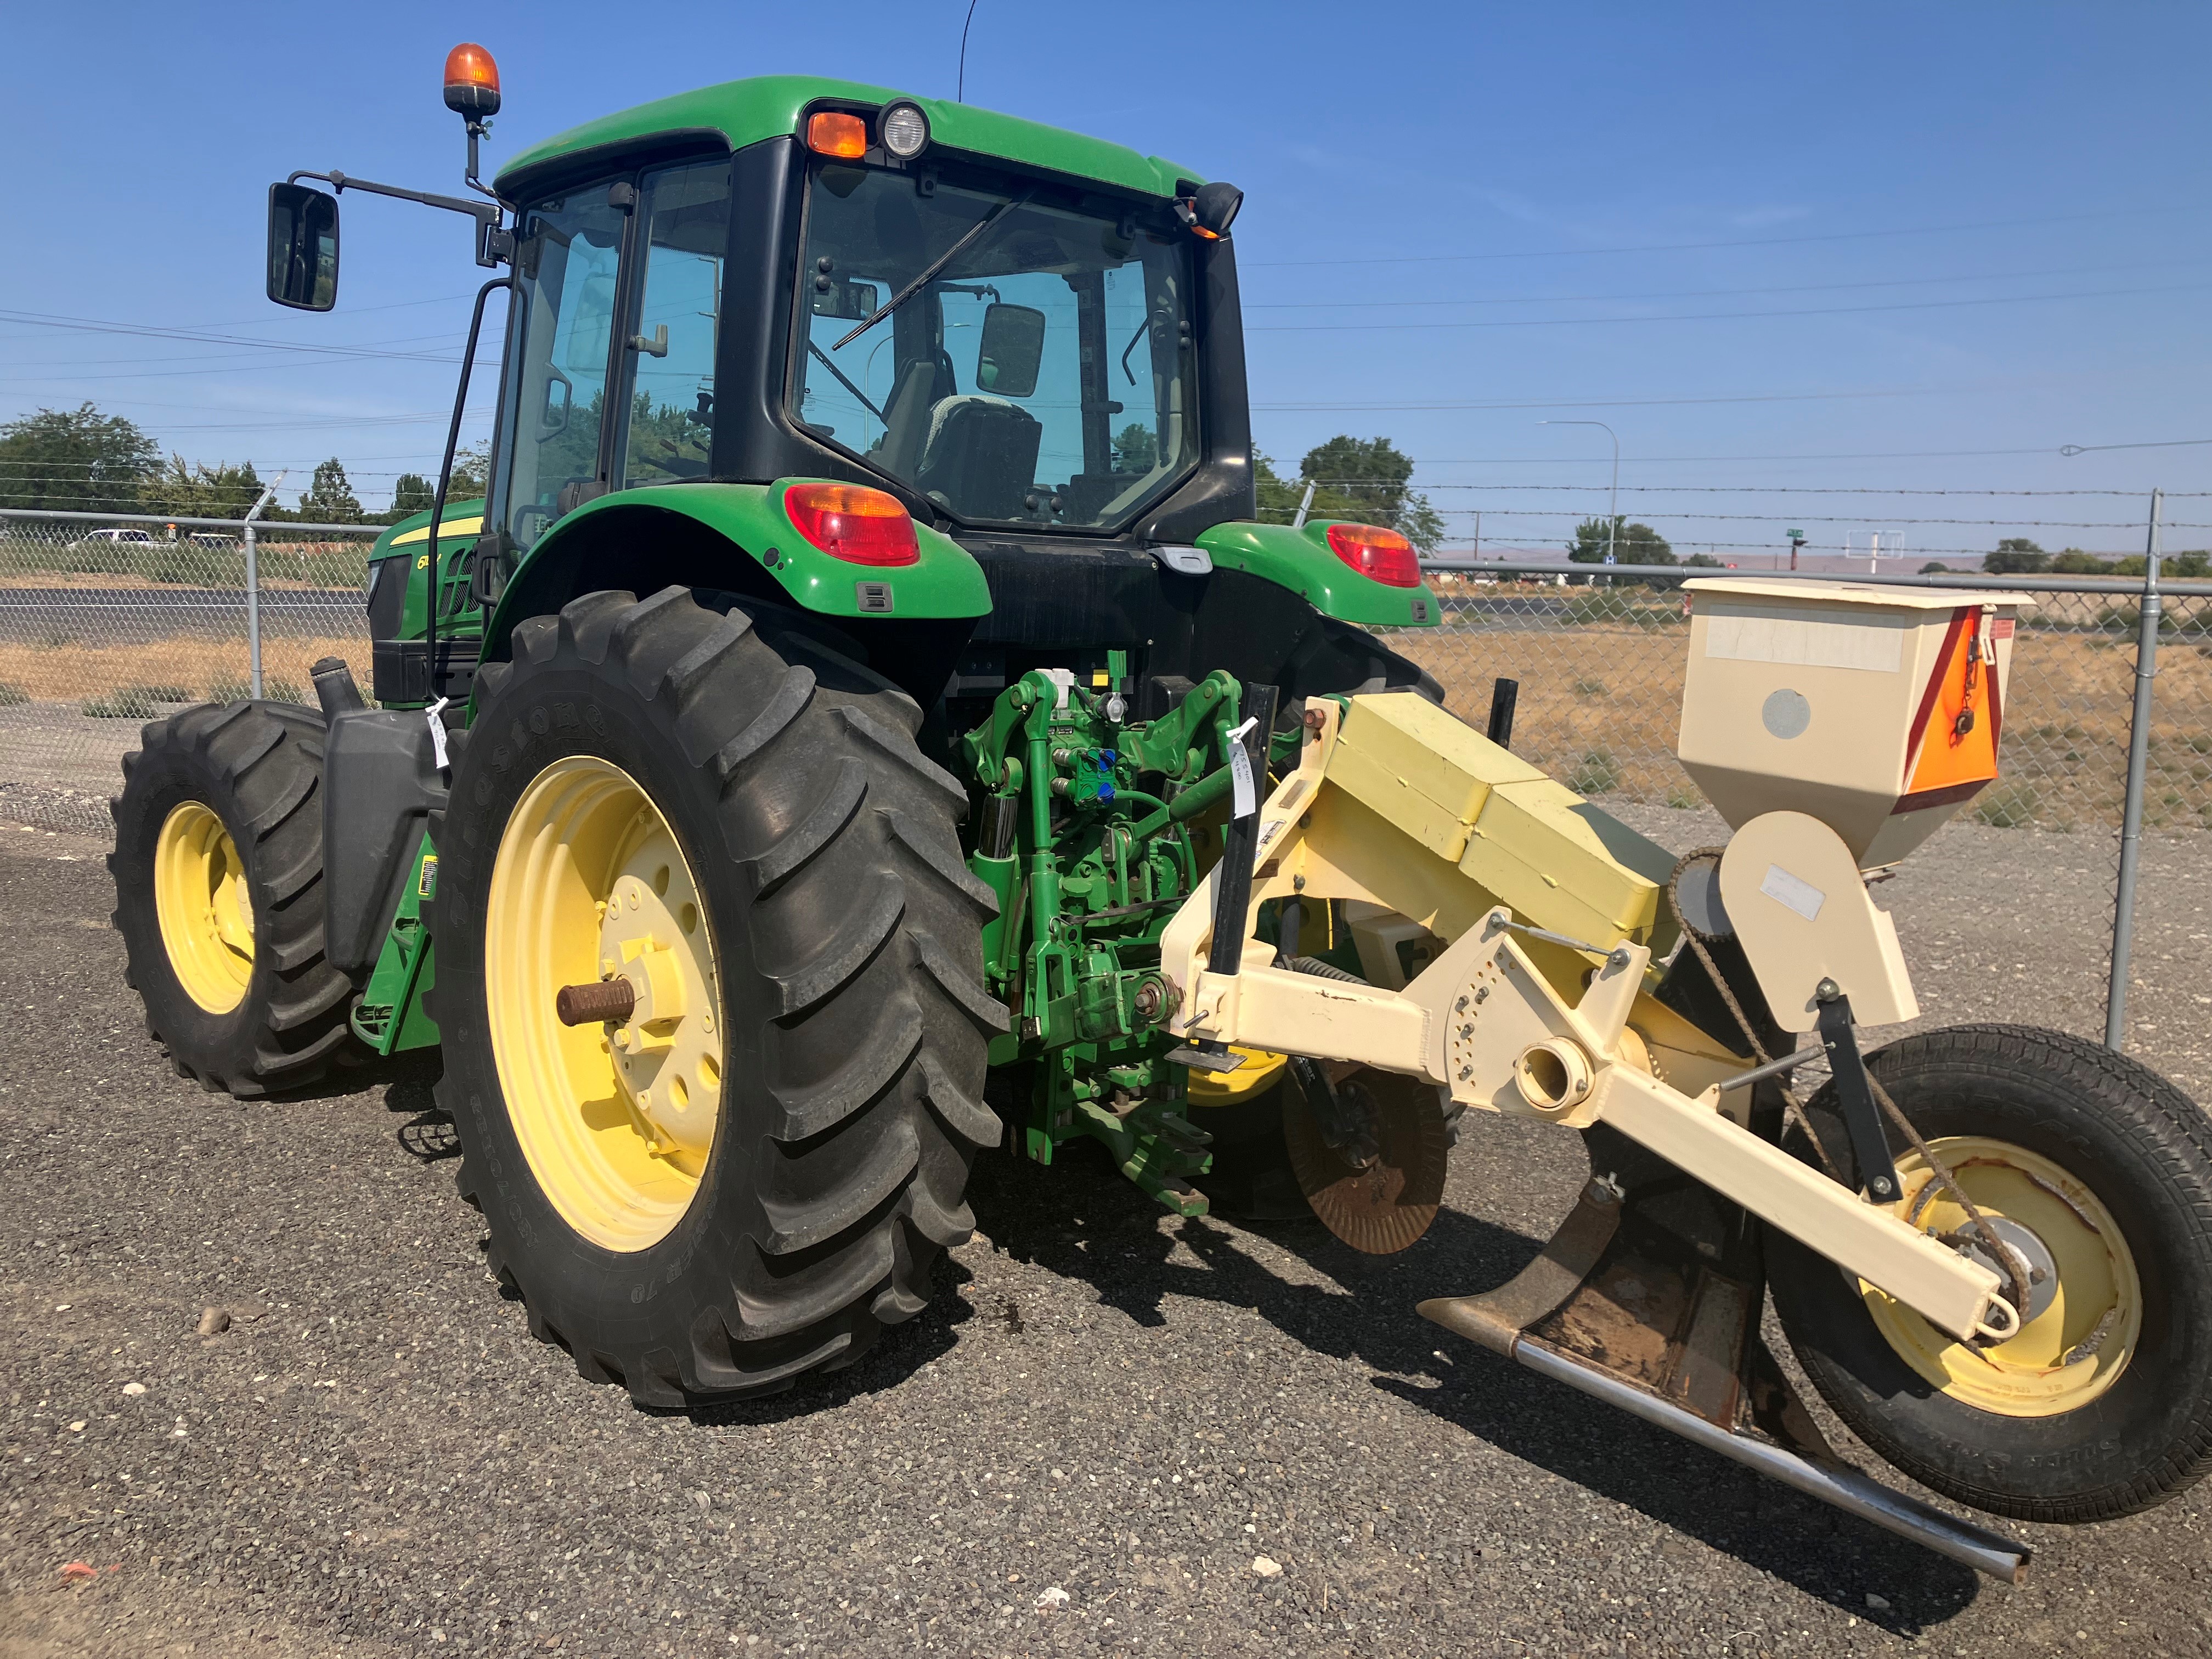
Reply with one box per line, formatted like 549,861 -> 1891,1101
783,482 -> 919,566
1324,522 -> 1421,588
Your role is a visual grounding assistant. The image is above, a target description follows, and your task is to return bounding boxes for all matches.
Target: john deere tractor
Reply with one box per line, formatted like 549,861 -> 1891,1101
109,49 -> 2212,1578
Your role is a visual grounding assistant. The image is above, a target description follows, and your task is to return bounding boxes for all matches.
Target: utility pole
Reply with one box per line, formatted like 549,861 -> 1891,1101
1787,528 -> 1805,572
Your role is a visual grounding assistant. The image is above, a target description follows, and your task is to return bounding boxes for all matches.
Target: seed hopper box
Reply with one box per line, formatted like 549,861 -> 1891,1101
1677,578 -> 2035,868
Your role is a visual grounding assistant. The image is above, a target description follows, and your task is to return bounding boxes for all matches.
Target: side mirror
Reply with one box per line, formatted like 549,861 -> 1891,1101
267,183 -> 340,311
977,302 -> 1046,398
811,276 -> 881,322
1191,181 -> 1243,239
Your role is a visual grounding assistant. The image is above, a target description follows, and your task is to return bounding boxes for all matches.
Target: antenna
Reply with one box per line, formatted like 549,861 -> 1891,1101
958,0 -> 981,102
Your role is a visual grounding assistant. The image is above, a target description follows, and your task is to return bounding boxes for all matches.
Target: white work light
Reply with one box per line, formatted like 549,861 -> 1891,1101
879,101 -> 930,159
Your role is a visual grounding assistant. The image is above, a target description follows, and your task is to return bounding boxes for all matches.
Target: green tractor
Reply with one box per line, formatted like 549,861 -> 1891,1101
109,48 -> 2212,1578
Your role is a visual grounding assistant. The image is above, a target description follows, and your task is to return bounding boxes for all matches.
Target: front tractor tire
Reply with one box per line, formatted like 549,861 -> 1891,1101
109,700 -> 358,1096
429,587 -> 1002,1406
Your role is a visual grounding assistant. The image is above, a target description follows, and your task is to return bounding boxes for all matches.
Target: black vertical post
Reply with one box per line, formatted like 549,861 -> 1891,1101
1486,677 -> 1520,751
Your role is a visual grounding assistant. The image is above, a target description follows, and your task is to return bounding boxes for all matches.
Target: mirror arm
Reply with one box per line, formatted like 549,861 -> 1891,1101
290,170 -> 512,267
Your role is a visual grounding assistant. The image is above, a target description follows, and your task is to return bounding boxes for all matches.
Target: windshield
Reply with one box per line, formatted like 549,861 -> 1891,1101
789,160 -> 1198,531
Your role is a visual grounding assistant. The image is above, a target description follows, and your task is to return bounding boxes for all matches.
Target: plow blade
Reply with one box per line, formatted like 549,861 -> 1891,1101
1419,1139 -> 2029,1582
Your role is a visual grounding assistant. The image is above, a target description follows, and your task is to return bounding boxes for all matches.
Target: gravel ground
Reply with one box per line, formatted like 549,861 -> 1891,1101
4,815 -> 2210,1658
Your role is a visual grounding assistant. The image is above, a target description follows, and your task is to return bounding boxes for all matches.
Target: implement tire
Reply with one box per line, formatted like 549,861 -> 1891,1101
109,699 -> 358,1096
428,587 -> 1002,1406
1769,1023 -> 2212,1523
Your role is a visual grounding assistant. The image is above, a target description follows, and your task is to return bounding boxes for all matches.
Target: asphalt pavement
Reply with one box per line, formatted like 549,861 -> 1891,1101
4,815 -> 2209,1658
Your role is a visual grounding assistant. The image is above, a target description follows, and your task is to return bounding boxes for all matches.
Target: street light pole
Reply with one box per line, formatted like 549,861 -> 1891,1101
1539,419 -> 1618,565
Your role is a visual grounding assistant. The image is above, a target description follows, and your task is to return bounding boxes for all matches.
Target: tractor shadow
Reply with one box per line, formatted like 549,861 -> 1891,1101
964,1136 -> 1985,1631
370,1052 -> 462,1162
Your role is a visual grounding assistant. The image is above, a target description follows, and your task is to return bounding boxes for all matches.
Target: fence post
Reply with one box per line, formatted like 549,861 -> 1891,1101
2106,487 -> 2163,1049
241,480 -> 281,700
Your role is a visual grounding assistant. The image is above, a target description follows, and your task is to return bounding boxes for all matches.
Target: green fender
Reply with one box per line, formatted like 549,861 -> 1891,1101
480,479 -> 995,668
1194,520 -> 1440,629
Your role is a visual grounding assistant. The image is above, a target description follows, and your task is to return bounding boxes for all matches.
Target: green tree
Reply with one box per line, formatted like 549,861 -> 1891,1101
1984,538 -> 2049,574
2049,549 -> 2109,574
1567,516 -> 1673,566
1918,561 -> 1951,574
1683,552 -> 1724,567
2118,549 -> 2212,578
0,402 -> 159,512
301,458 -> 363,522
390,473 -> 436,518
140,455 -> 266,520
1253,435 -> 1447,552
1113,422 -> 1159,475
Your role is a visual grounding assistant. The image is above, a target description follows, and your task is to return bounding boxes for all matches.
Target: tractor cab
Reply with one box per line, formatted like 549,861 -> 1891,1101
269,68 -> 1435,718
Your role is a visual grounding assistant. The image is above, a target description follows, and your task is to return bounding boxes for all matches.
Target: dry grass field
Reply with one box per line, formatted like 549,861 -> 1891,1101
0,633 -> 369,710
1393,586 -> 2212,833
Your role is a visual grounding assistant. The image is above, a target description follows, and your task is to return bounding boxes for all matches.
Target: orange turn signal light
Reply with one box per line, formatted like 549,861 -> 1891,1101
1323,522 -> 1422,588
443,42 -> 501,119
783,482 -> 919,567
805,111 -> 869,160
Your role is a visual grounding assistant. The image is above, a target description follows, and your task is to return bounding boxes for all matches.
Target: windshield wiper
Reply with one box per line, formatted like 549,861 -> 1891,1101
806,341 -> 887,423
831,188 -> 1035,352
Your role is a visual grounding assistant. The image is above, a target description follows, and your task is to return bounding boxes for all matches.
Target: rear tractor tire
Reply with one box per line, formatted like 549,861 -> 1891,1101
1769,1024 -> 2212,1523
109,699 -> 358,1096
427,586 -> 1003,1406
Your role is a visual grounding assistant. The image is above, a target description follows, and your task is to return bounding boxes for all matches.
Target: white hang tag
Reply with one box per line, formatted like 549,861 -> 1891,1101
425,696 -> 451,772
1227,715 -> 1259,819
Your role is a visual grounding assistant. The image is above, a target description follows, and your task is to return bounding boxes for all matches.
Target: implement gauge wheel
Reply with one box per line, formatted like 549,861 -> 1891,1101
109,701 -> 358,1095
1768,1024 -> 2212,1522
427,588 -> 1002,1405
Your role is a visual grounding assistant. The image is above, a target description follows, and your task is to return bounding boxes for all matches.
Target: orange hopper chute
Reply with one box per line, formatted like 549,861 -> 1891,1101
1896,607 -> 2003,814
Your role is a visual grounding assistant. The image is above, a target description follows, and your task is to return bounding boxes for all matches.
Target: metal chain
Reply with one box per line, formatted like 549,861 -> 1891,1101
1666,849 -> 1841,1180
1664,851 -> 2032,1333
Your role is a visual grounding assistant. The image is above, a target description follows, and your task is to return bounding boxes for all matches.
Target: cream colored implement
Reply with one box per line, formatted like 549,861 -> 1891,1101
1160,694 -> 2010,1345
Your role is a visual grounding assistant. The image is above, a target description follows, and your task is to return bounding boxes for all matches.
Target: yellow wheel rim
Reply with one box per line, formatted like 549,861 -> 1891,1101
486,756 -> 724,1253
1860,1136 -> 2140,1417
153,800 -> 255,1014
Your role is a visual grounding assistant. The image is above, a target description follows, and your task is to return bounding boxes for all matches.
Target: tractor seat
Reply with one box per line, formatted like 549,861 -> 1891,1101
913,395 -> 1043,521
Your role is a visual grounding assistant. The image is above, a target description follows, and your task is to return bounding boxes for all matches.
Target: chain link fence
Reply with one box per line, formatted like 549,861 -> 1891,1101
0,509 -> 2201,1042
1378,560 -> 2212,1043
0,509 -> 379,834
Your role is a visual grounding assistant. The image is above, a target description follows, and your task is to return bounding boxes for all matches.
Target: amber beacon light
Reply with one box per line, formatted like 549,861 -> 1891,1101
443,43 -> 503,121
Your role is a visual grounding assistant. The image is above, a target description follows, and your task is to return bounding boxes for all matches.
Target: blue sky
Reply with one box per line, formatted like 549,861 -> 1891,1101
5,2 -> 2207,559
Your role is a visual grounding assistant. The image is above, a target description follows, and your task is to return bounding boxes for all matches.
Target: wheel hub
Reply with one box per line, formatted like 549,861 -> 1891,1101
597,867 -> 719,1157
484,757 -> 723,1253
1862,1136 -> 2140,1417
153,800 -> 255,1014
1955,1214 -> 2060,1327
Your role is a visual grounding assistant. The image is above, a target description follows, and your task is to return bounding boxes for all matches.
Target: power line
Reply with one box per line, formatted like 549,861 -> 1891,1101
1241,258 -> 2197,311
1248,281 -> 2212,333
1244,204 -> 2206,269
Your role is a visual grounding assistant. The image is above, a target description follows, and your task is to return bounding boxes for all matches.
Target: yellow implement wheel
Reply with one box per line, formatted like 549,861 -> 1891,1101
1862,1136 -> 2140,1417
485,755 -> 722,1254
153,800 -> 255,1014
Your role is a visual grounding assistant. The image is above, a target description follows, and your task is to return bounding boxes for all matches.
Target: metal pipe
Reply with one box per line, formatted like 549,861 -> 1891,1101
1413,556 -> 2212,596
424,275 -> 509,706
1712,1046 -> 1819,1094
1511,1341 -> 2029,1582
2107,487 -> 2164,1048
0,506 -> 373,535
240,475 -> 284,701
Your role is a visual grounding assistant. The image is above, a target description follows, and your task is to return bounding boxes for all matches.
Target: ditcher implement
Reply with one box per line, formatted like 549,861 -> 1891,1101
110,50 -> 2212,1578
